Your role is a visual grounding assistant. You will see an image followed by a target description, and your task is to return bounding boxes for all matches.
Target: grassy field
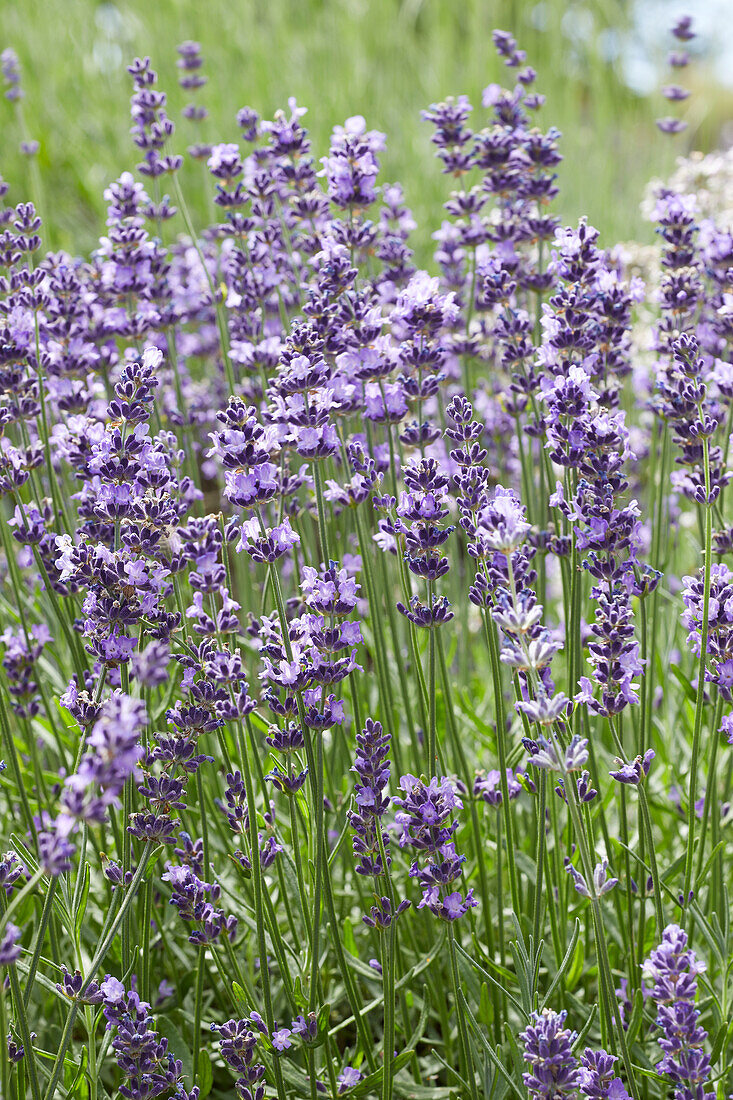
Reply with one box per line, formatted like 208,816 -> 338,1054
3,0 -> 725,260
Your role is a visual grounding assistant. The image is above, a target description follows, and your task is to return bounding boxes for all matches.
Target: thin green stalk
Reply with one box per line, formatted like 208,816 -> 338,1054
447,925 -> 479,1100
637,784 -> 666,935
7,963 -> 40,1100
262,549 -> 377,1072
192,947 -> 205,1086
0,976 -> 8,1100
171,172 -> 236,393
22,879 -> 57,1008
41,846 -> 154,1100
683,441 -> 713,915
427,581 -> 437,777
477,561 -> 519,918
0,686 -> 38,849
311,459 -> 331,565
435,631 -> 495,957
558,743 -> 637,1093
533,772 -> 547,949
692,695 -> 723,895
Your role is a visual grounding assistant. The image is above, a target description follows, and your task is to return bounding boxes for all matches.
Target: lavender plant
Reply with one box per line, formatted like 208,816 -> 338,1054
0,15 -> 731,1100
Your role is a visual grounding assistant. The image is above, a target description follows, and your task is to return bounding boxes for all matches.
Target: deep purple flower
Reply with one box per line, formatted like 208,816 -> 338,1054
0,923 -> 21,966
520,1009 -> 580,1100
642,925 -> 714,1100
394,775 -> 475,921
609,749 -> 655,785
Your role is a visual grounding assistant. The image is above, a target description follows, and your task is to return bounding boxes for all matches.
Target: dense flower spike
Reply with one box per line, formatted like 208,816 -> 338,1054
101,978 -> 190,1100
642,925 -> 715,1100
520,1009 -> 580,1100
393,774 -> 475,920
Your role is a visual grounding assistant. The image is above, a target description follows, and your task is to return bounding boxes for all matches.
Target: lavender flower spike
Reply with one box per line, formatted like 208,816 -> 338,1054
642,924 -> 714,1100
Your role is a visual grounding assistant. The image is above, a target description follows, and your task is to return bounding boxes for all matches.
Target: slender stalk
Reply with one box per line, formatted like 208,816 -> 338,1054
447,925 -> 479,1100
22,879 -> 57,1008
7,963 -> 40,1100
41,846 -> 153,1100
683,440 -> 712,915
427,582 -> 437,777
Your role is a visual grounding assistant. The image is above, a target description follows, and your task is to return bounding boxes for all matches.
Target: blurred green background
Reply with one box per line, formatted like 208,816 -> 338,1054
2,0 -> 730,260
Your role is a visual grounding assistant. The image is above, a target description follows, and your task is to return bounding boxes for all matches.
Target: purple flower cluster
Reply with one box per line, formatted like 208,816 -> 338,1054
541,222 -> 649,716
162,861 -> 238,945
520,1009 -> 580,1100
101,977 -> 193,1100
682,562 -> 733,698
521,1010 -> 630,1100
348,717 -> 410,927
393,774 -> 475,921
642,924 -> 714,1100
211,1016 -> 265,1099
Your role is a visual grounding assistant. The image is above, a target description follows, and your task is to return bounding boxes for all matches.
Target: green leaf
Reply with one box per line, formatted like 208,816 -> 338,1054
197,1049 -> 213,1099
156,1016 -> 192,1086
669,664 -> 696,703
405,984 -> 430,1050
456,941 -> 526,1019
317,1002 -> 331,1034
573,1004 -> 598,1051
710,1016 -> 733,1064
478,981 -> 491,1026
565,928 -> 585,989
541,919 -> 580,1009
65,1044 -> 89,1099
342,916 -> 357,957
232,982 -> 249,1014
625,988 -> 645,1048
74,862 -> 91,944
345,1050 -> 414,1097
458,991 -> 524,1100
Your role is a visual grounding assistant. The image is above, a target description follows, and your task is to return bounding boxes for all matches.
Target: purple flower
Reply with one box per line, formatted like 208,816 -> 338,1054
271,1027 -> 292,1052
642,925 -> 714,1100
212,1017 -> 266,1096
0,923 -> 21,966
102,979 -> 187,1098
337,1065 -> 362,1093
62,692 -> 147,827
349,718 -> 392,879
520,1009 -> 580,1100
609,749 -> 655,785
579,1049 -> 629,1100
394,775 -> 475,921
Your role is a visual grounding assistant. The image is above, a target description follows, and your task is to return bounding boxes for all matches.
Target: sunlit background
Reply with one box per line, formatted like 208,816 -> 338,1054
3,0 -> 732,258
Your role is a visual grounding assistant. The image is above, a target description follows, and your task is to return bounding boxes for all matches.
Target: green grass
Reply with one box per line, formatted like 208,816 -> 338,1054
1,0 -> 723,259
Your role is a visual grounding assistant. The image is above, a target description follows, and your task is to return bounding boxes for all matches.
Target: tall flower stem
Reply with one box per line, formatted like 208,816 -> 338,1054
533,772 -> 547,948
263,555 -> 377,1072
683,440 -> 712,916
478,599 -> 520,916
374,827 -> 397,1100
557,743 -> 637,1094
692,695 -> 724,896
427,581 -> 437,777
171,172 -> 236,394
447,924 -> 479,1100
7,962 -> 40,1100
22,879 -> 57,1009
436,631 -> 494,953
311,459 -> 331,565
42,846 -> 154,1100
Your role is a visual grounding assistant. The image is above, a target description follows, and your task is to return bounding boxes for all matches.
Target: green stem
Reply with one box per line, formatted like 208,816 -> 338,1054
683,441 -> 712,915
447,925 -> 479,1100
41,846 -> 154,1100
